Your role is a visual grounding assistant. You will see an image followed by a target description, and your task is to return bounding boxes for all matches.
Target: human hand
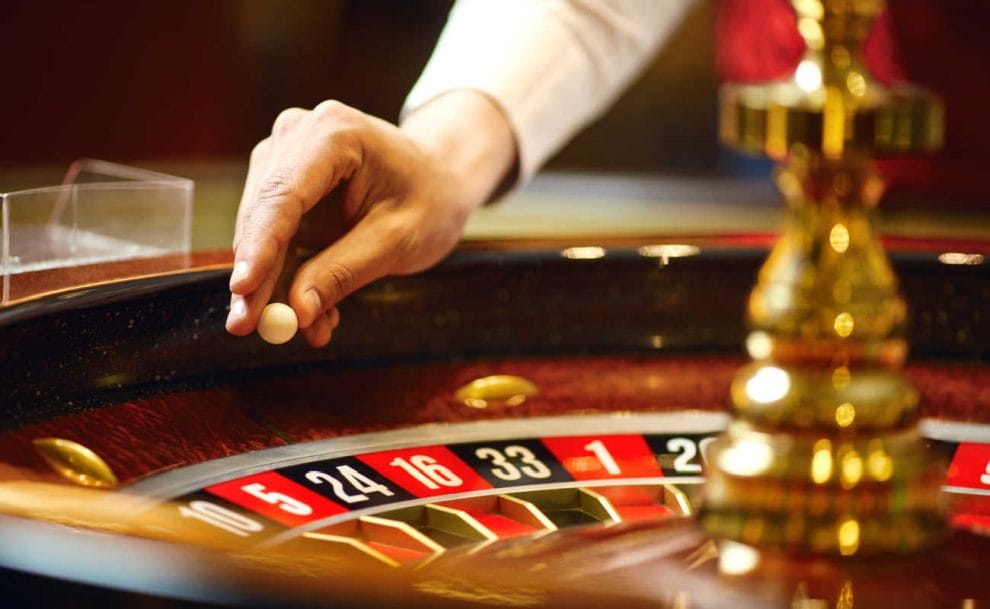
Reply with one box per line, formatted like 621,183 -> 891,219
226,93 -> 515,347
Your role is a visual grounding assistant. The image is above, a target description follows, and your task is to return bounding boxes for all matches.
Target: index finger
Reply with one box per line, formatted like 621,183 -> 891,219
227,102 -> 366,332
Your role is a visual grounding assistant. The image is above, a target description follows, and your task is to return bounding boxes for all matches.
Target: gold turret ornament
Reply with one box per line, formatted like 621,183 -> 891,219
702,0 -> 946,554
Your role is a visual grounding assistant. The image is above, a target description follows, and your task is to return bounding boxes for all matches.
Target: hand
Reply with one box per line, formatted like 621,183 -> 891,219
226,93 -> 515,347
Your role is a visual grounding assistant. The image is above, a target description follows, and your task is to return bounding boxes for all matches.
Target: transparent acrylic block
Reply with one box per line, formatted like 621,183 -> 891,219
1,159 -> 193,303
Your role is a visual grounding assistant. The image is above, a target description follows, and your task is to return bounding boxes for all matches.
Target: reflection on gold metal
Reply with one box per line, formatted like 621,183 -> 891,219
704,0 -> 946,555
361,515 -> 446,554
412,577 -> 544,608
831,366 -> 851,389
511,488 -> 620,527
796,17 -> 823,50
732,364 -> 918,431
637,244 -> 701,265
455,375 -> 538,409
867,446 -> 894,482
637,244 -> 701,258
312,515 -> 445,567
795,60 -> 822,92
846,72 -> 867,98
496,494 -> 558,531
684,539 -> 720,571
33,437 -> 118,488
835,581 -> 855,609
839,448 -> 863,489
380,504 -> 498,548
302,532 -> 401,567
662,484 -> 693,517
743,366 -> 790,404
829,223 -> 850,253
811,440 -> 833,484
716,433 -> 774,478
834,402 -> 855,428
0,480 -> 252,552
938,252 -> 984,266
745,331 -> 773,360
837,519 -> 860,556
718,540 -> 760,576
443,494 -> 558,534
559,246 -> 605,260
93,372 -> 134,390
833,312 -> 854,338
0,481 -> 133,535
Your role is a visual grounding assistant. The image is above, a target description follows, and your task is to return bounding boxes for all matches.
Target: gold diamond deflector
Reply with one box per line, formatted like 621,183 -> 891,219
455,375 -> 538,409
703,0 -> 947,554
32,437 -> 119,489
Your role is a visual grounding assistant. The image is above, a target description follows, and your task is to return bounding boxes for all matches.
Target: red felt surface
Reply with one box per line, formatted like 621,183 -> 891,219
0,356 -> 988,486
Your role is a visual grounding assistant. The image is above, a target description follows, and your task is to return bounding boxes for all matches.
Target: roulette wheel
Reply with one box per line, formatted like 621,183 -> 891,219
0,234 -> 988,608
2,1 -> 989,607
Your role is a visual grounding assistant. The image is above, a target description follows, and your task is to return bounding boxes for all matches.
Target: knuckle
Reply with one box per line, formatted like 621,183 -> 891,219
257,170 -> 292,202
255,170 -> 305,229
380,215 -> 419,259
250,138 -> 271,162
312,99 -> 350,122
239,221 -> 285,262
320,263 -> 355,299
272,107 -> 306,136
312,100 -> 366,141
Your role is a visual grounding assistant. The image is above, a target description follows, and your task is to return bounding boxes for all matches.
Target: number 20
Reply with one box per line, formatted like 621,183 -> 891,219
666,437 -> 715,474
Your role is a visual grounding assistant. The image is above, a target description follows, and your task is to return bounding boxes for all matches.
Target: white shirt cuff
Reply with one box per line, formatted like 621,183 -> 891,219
402,0 -> 695,184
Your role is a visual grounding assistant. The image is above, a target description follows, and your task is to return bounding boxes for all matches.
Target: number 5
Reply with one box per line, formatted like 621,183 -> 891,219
241,482 -> 313,516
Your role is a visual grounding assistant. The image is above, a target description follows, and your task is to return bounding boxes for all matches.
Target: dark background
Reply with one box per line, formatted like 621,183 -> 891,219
0,0 -> 719,173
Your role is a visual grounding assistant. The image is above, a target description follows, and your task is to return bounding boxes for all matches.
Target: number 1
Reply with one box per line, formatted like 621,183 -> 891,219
583,439 -> 621,475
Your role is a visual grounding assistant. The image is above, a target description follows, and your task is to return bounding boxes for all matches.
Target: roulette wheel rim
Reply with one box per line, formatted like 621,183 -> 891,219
0,236 -> 988,607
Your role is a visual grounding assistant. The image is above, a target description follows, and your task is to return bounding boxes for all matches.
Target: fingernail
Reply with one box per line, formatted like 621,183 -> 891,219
229,261 -> 249,289
227,296 -> 246,323
305,289 -> 322,319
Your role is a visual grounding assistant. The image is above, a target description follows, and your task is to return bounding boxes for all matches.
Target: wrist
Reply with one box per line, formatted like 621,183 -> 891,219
400,89 -> 517,208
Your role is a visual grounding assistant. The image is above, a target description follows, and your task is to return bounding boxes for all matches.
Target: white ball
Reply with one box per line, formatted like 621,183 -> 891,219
257,303 -> 298,345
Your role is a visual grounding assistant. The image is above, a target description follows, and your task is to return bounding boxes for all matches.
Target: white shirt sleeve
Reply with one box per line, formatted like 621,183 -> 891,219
402,0 -> 696,183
